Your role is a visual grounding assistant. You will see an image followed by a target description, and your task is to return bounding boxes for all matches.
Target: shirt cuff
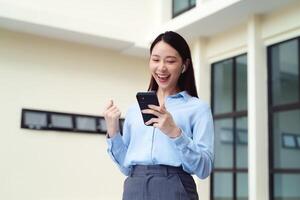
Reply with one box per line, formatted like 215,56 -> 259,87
171,130 -> 191,151
106,132 -> 123,150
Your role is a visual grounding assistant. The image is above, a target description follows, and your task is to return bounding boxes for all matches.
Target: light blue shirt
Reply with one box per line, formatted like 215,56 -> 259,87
106,91 -> 214,179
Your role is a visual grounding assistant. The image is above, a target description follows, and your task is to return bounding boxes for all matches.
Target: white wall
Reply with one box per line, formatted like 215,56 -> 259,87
262,0 -> 300,46
192,2 -> 300,200
0,0 -> 155,43
206,24 -> 247,63
205,0 -> 300,64
0,28 -> 149,200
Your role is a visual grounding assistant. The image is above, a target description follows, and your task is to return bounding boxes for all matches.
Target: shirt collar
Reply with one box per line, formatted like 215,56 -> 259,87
168,90 -> 190,101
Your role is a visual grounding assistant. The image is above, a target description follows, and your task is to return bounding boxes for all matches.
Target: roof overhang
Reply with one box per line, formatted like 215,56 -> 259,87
0,0 -> 298,57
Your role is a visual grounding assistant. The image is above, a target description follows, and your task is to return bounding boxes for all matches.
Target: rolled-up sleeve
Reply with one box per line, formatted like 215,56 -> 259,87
171,106 -> 214,179
106,111 -> 132,176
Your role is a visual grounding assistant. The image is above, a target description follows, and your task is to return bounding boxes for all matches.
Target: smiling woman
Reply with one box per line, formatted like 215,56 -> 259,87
148,31 -> 198,99
103,31 -> 214,200
149,41 -> 183,92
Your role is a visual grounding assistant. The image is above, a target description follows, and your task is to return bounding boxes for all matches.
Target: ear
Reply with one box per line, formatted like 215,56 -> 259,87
181,65 -> 186,74
181,59 -> 190,74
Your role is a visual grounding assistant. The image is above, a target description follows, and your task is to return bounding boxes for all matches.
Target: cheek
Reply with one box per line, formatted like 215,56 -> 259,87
148,63 -> 156,73
171,66 -> 182,77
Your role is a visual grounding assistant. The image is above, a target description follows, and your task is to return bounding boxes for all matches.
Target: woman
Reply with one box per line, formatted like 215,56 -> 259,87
103,31 -> 214,200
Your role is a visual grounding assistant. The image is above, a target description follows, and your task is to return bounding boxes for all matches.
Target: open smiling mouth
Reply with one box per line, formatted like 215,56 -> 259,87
156,74 -> 171,83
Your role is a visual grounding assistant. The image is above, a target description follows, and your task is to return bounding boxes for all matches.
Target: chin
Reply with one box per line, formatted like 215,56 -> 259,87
158,84 -> 172,91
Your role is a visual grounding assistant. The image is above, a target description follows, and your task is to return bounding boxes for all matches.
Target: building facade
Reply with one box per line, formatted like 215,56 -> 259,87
0,0 -> 299,199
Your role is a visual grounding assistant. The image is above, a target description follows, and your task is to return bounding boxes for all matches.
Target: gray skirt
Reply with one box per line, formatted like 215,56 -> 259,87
123,165 -> 199,200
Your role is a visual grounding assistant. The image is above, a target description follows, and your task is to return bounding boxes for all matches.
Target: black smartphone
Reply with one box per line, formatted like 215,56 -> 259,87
136,91 -> 160,126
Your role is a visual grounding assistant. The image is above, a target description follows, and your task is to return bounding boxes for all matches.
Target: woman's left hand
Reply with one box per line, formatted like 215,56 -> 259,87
142,104 -> 181,138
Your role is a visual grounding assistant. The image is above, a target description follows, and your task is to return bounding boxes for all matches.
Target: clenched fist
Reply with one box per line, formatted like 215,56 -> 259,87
103,100 -> 121,138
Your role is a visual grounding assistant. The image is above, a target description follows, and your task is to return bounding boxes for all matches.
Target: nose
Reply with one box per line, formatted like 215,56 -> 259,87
157,61 -> 167,71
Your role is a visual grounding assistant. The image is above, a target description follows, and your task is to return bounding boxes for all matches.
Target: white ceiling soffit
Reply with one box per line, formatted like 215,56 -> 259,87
0,16 -> 134,51
0,0 -> 298,57
159,0 -> 299,40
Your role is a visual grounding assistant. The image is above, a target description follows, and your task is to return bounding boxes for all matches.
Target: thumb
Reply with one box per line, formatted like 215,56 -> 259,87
105,99 -> 113,109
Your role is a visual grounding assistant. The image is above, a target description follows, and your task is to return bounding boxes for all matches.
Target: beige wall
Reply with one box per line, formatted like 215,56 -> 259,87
0,0 -> 155,43
1,1 -> 300,199
0,28 -> 148,200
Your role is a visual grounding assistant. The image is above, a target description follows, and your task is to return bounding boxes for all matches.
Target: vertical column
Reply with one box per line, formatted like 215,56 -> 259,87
247,15 -> 269,200
154,0 -> 172,25
196,0 -> 204,7
192,37 -> 210,102
191,37 -> 211,200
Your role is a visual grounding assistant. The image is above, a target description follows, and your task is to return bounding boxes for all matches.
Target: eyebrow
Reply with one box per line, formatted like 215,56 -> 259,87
151,55 -> 177,59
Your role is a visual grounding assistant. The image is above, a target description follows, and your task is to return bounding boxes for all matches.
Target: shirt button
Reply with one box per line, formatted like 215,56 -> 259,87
152,158 -> 157,164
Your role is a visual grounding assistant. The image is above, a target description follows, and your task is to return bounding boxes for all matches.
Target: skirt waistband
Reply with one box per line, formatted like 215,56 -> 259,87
131,165 -> 188,176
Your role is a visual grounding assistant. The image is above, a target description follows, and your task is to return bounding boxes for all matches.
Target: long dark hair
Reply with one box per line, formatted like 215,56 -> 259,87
147,31 -> 198,98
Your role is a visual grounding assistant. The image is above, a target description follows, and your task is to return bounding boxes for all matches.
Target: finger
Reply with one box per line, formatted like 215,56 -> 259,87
114,110 -> 121,117
105,100 -> 114,110
107,105 -> 119,113
104,105 -> 119,115
148,104 -> 164,113
109,106 -> 119,112
116,110 -> 121,115
160,103 -> 167,113
145,117 -> 159,126
142,109 -> 161,117
109,108 -> 121,117
152,123 -> 160,128
103,101 -> 113,115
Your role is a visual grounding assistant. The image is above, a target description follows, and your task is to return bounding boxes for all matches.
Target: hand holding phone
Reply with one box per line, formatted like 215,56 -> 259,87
136,92 -> 160,126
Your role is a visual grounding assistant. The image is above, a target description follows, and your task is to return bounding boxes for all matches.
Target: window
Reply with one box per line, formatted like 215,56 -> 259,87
21,108 -> 125,134
268,37 -> 300,200
211,54 -> 248,200
172,0 -> 196,18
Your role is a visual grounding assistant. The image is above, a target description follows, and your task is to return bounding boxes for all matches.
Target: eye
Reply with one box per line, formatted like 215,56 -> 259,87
152,58 -> 159,62
166,60 -> 176,64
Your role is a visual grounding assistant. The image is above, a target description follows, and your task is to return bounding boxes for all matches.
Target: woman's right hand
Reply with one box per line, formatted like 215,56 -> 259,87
103,100 -> 121,138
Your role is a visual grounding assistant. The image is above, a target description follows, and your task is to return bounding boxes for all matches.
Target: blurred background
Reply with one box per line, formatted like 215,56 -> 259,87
0,0 -> 300,199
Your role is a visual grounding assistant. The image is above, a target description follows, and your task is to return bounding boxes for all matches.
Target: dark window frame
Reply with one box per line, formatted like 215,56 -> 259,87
210,53 -> 248,200
172,0 -> 196,18
267,36 -> 300,200
21,108 -> 124,135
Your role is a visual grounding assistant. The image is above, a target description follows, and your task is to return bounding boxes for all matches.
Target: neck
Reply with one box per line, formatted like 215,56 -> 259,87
157,87 -> 180,105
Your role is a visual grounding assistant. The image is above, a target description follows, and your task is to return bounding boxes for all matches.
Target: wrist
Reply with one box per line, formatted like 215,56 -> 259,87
107,128 -> 119,138
169,127 -> 181,138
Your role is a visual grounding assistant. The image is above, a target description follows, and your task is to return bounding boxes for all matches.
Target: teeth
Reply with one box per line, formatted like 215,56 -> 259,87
157,74 -> 169,78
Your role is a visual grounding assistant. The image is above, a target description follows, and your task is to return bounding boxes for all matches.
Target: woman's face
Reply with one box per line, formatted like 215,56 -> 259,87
149,41 -> 183,92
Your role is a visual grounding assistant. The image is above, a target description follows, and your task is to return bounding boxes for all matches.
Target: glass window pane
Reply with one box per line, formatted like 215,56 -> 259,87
24,112 -> 47,129
214,172 -> 233,200
236,55 -> 248,111
99,118 -> 107,132
236,117 -> 248,168
173,0 -> 189,14
273,109 -> 300,169
274,174 -> 300,199
213,59 -> 233,114
271,39 -> 299,105
51,114 -> 73,129
214,119 -> 233,168
237,173 -> 248,200
190,0 -> 196,6
76,116 -> 96,131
